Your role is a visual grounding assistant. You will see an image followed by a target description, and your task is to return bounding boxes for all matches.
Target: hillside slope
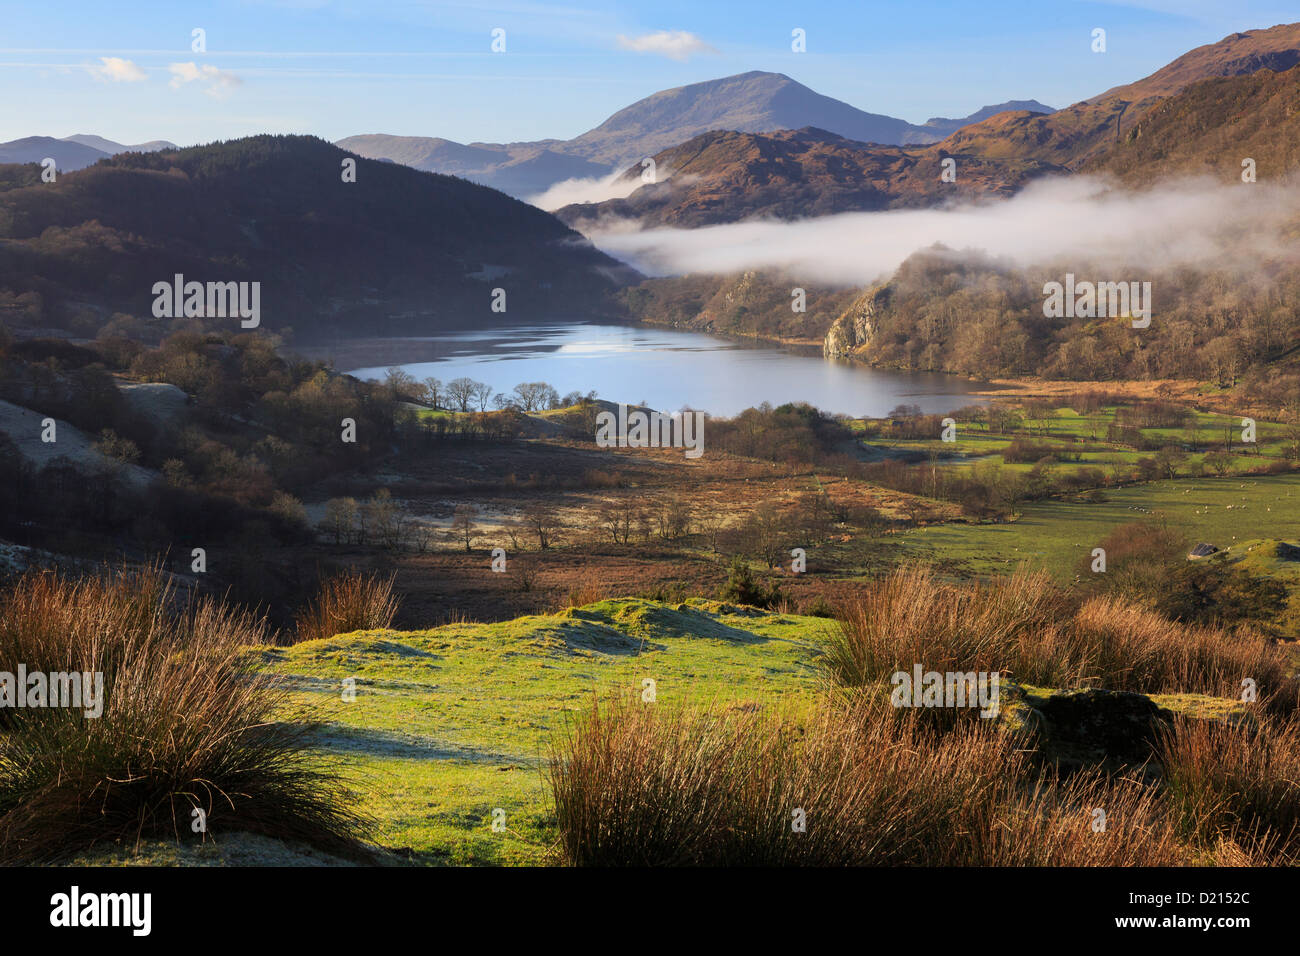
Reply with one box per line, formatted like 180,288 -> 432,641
941,22 -> 1300,169
555,127 -> 1064,228
903,99 -> 1055,144
259,597 -> 830,864
1084,66 -> 1300,184
0,134 -> 637,338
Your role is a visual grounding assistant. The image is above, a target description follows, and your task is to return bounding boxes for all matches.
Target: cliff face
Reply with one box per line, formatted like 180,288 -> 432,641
824,285 -> 890,358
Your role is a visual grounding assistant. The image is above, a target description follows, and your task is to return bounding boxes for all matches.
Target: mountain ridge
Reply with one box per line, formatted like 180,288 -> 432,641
554,126 -> 1063,228
0,134 -> 180,172
337,73 -> 1051,198
0,134 -> 634,339
940,22 -> 1300,169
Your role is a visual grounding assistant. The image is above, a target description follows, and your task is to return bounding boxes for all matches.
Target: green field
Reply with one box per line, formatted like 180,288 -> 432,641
256,599 -> 834,865
862,405 -> 1294,476
895,473 -> 1300,580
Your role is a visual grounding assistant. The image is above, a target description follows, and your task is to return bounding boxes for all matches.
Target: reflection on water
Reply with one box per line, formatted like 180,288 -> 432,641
305,322 -> 993,418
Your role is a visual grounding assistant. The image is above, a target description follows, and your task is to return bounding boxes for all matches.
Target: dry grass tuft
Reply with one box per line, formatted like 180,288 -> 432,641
0,566 -> 371,864
293,569 -> 398,643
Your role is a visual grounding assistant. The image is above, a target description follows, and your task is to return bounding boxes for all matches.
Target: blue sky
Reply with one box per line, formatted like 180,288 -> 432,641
2,0 -> 1295,146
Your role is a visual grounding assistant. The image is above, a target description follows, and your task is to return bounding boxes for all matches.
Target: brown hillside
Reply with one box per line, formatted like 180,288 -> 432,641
556,128 -> 1062,229
1084,66 -> 1300,184
941,22 -> 1300,169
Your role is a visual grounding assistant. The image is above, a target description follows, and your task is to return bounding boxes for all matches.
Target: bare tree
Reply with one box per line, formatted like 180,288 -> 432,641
384,367 -> 420,401
365,488 -> 404,550
795,490 -> 833,545
522,503 -> 563,550
450,503 -> 479,552
652,495 -> 693,540
446,377 -> 479,412
740,501 -> 786,569
410,521 -> 436,553
1204,449 -> 1233,476
514,555 -> 537,592
512,381 -> 560,412
695,508 -> 725,553
321,496 -> 358,544
1155,445 -> 1188,480
421,376 -> 443,409
600,499 -> 638,544
502,516 -> 524,551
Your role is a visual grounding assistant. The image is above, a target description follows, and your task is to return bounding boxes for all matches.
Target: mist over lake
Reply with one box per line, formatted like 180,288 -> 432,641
320,322 -> 993,418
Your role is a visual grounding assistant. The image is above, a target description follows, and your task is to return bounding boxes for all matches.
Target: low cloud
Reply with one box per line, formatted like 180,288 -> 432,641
616,30 -> 717,61
527,167 -> 699,211
168,62 -> 242,97
89,57 -> 147,83
526,170 -> 640,210
587,175 -> 1300,284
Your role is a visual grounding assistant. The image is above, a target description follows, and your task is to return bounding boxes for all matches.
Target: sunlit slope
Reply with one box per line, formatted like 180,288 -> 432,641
259,599 -> 832,865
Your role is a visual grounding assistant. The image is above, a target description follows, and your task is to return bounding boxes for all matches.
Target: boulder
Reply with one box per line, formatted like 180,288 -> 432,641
1032,689 -> 1174,766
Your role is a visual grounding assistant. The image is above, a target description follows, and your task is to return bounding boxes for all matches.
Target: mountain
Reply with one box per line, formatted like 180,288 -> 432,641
554,127 -> 1063,229
338,72 -> 1048,198
335,135 -> 610,197
0,135 -> 182,172
0,136 -> 109,171
903,100 -> 1055,144
0,135 -> 636,339
335,135 -> 508,174
941,23 -> 1300,169
557,71 -> 924,161
1084,65 -> 1300,184
61,134 -> 178,154
1098,23 -> 1300,100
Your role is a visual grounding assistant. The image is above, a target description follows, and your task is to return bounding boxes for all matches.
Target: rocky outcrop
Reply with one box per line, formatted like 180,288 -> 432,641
1031,689 -> 1174,767
824,285 -> 890,358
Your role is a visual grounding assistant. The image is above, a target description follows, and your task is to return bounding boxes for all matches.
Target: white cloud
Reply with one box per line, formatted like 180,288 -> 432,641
168,61 -> 242,98
587,175 -> 1300,284
88,57 -> 147,83
616,30 -> 717,61
526,169 -> 644,210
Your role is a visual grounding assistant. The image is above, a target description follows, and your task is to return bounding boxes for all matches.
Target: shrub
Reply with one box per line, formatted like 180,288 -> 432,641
562,577 -> 609,610
293,569 -> 398,643
548,693 -> 1188,866
825,564 -> 1293,701
719,556 -> 782,610
1071,597 -> 1293,701
1157,715 -> 1300,860
0,566 -> 369,863
823,565 -> 1072,689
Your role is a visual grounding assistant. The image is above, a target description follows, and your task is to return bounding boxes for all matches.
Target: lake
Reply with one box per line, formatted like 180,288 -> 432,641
304,322 -> 994,418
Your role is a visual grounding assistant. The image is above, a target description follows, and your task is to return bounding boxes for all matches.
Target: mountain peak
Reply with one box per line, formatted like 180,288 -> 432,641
565,70 -> 923,164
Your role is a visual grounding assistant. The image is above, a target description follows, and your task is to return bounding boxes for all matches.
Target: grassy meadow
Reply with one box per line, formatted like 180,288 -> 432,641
8,390 -> 1300,868
258,600 -> 830,865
